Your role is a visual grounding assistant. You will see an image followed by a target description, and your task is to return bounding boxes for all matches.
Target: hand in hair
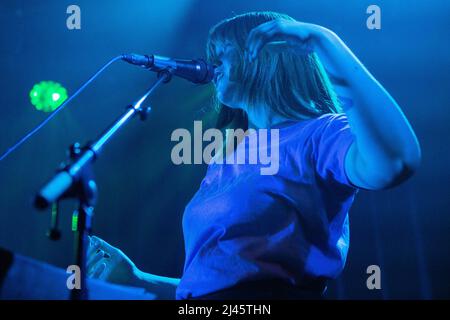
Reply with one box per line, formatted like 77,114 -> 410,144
244,19 -> 331,62
246,17 -> 421,190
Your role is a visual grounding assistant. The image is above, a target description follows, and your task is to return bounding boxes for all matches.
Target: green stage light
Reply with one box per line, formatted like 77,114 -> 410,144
29,81 -> 68,112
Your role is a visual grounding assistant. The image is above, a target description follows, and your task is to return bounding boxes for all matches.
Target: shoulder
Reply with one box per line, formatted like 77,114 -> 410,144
306,113 -> 351,140
313,113 -> 349,128
283,113 -> 350,142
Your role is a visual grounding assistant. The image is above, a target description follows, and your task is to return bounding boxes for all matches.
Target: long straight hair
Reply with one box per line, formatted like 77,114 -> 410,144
206,11 -> 342,133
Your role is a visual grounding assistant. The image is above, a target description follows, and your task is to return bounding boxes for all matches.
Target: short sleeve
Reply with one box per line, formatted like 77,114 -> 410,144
311,114 -> 356,188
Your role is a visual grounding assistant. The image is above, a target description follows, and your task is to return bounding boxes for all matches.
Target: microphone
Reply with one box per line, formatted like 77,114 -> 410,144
121,53 -> 215,84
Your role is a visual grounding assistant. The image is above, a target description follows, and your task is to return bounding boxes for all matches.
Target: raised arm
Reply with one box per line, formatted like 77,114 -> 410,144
245,19 -> 421,189
313,27 -> 421,189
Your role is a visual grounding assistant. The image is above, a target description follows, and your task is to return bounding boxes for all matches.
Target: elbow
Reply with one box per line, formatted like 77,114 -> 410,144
404,146 -> 422,175
348,140 -> 422,190
401,138 -> 422,176
381,146 -> 422,189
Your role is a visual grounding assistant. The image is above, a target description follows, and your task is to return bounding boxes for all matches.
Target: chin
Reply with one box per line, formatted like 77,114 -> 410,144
216,90 -> 241,110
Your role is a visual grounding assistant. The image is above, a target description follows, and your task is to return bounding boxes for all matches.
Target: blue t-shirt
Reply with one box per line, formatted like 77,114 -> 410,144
176,113 -> 358,299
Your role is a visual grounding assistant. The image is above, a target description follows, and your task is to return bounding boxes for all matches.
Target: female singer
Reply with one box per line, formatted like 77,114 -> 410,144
86,11 -> 421,300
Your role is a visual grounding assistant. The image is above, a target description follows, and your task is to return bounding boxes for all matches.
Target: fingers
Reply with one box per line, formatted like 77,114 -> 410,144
88,236 -> 115,257
85,235 -> 125,281
87,248 -> 104,269
90,261 -> 107,279
89,235 -> 105,250
87,248 -> 113,279
245,20 -> 279,62
245,20 -> 314,62
87,236 -> 112,278
87,236 -> 102,257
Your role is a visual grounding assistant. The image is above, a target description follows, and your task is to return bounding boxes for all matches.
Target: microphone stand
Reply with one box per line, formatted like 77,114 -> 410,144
34,68 -> 174,300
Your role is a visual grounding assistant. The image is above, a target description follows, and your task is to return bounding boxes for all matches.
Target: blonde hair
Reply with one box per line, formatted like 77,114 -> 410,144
206,11 -> 342,131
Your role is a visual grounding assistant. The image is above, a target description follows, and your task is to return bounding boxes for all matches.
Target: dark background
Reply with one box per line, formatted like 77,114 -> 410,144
0,0 -> 449,299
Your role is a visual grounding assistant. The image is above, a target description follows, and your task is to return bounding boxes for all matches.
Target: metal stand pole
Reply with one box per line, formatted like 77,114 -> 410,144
34,69 -> 173,300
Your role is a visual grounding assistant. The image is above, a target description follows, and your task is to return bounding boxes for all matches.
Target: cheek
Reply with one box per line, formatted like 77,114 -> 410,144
228,61 -> 242,82
215,79 -> 231,100
216,80 -> 242,107
214,61 -> 245,105
219,66 -> 241,90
